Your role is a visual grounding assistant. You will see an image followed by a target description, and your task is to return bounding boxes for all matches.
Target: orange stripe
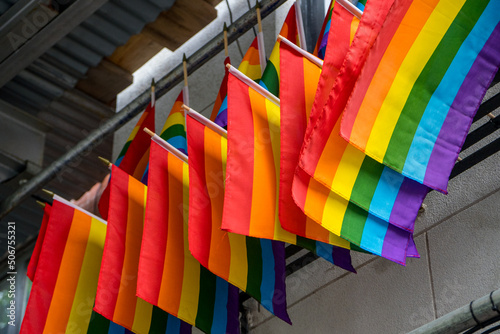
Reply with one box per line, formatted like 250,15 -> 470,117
348,0 -> 438,147
314,118 -> 347,183
112,175 -> 145,327
350,17 -> 360,45
157,156 -> 185,315
205,127 -> 231,280
303,58 -> 321,121
43,209 -> 91,333
248,88 -> 277,239
133,147 -> 150,180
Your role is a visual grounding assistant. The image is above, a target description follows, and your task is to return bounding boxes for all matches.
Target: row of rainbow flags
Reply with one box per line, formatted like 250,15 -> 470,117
21,0 -> 500,332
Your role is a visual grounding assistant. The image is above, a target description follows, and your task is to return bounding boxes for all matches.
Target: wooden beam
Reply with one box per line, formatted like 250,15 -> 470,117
0,0 -> 110,89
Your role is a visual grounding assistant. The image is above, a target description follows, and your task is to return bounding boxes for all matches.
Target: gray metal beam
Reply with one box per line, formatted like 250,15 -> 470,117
0,0 -> 109,88
0,0 -> 288,220
409,288 -> 500,334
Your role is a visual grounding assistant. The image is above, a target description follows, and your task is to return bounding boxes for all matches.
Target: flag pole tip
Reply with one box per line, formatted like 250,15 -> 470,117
183,53 -> 187,62
225,63 -> 231,70
36,200 -> 46,209
151,78 -> 156,88
98,156 -> 111,167
181,104 -> 190,112
256,1 -> 261,9
223,22 -> 227,31
143,127 -> 155,137
42,189 -> 54,197
277,34 -> 284,41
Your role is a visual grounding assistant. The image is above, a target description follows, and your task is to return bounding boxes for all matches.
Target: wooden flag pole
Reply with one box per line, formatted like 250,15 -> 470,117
143,127 -> 189,164
277,35 -> 323,68
223,22 -> 229,57
255,1 -> 267,75
182,104 -> 228,138
98,156 -> 111,168
183,54 -> 188,87
36,200 -> 46,209
226,63 -> 280,106
151,78 -> 156,106
42,189 -> 54,197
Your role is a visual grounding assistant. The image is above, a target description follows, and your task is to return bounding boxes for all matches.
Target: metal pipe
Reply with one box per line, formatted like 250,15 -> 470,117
409,288 -> 500,334
0,0 -> 288,220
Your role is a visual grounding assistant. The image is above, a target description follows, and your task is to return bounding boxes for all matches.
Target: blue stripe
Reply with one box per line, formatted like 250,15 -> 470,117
211,277 -> 229,333
403,2 -> 500,181
369,166 -> 404,222
165,314 -> 181,333
166,136 -> 188,153
259,239 -> 275,314
217,96 -> 228,118
356,2 -> 365,10
359,215 -> 387,256
107,322 -> 126,334
115,155 -> 124,167
315,242 -> 334,263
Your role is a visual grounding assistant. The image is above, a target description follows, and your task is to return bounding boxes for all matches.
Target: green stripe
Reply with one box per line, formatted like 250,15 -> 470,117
117,141 -> 132,161
385,0 -> 488,170
340,202 -> 368,246
195,266 -> 216,333
260,46 -> 280,97
350,157 -> 384,208
86,311 -> 110,334
245,237 -> 263,302
295,235 -> 317,253
149,306 -> 169,333
160,124 -> 186,141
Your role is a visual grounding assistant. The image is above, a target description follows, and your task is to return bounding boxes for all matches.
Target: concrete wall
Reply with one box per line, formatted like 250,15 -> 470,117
114,1 -> 500,333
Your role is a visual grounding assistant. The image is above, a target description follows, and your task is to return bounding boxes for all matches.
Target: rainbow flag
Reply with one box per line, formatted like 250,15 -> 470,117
186,114 -> 291,323
224,69 -> 356,270
26,203 -> 51,281
137,140 -> 239,333
94,165 -> 191,333
99,99 -> 155,219
356,0 -> 366,10
313,0 -> 335,60
294,0 -> 423,264
340,0 -> 500,193
298,0 -> 429,233
238,36 -> 263,82
210,57 -> 231,127
21,196 -> 110,333
160,88 -> 188,154
260,2 -> 300,97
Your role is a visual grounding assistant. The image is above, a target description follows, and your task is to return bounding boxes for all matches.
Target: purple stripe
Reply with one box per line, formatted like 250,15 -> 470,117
214,108 -> 228,128
406,235 -> 420,258
271,240 -> 291,324
331,246 -> 356,273
381,225 -> 411,266
389,178 -> 429,232
179,321 -> 192,334
425,23 -> 500,189
226,284 -> 240,334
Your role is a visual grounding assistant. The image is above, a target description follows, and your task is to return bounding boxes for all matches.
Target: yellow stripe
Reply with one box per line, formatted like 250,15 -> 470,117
321,190 -> 348,236
131,297 -> 153,333
238,62 -> 262,81
227,233 -> 249,287
330,144 -> 365,199
269,42 -> 280,78
161,111 -> 185,134
179,162 -> 200,324
66,217 -> 106,332
365,0 -> 465,158
350,17 -> 360,45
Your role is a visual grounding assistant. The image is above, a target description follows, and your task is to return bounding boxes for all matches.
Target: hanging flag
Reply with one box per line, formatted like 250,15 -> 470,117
238,36 -> 263,82
98,97 -> 155,219
260,2 -> 301,97
137,140 -> 239,334
21,197 -> 115,333
210,57 -> 231,127
94,165 -> 191,334
186,113 -> 291,324
340,0 -> 500,193
313,0 -> 335,60
224,67 -> 357,270
293,0 -> 423,264
26,203 -> 51,281
159,88 -> 188,154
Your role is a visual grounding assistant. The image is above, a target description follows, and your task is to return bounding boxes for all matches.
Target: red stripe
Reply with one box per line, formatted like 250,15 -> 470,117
210,57 -> 231,121
221,73 -> 255,235
279,42 -> 307,236
27,204 -> 52,281
137,141 -> 169,306
94,166 -> 129,320
186,115 -> 212,268
20,200 -> 74,333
